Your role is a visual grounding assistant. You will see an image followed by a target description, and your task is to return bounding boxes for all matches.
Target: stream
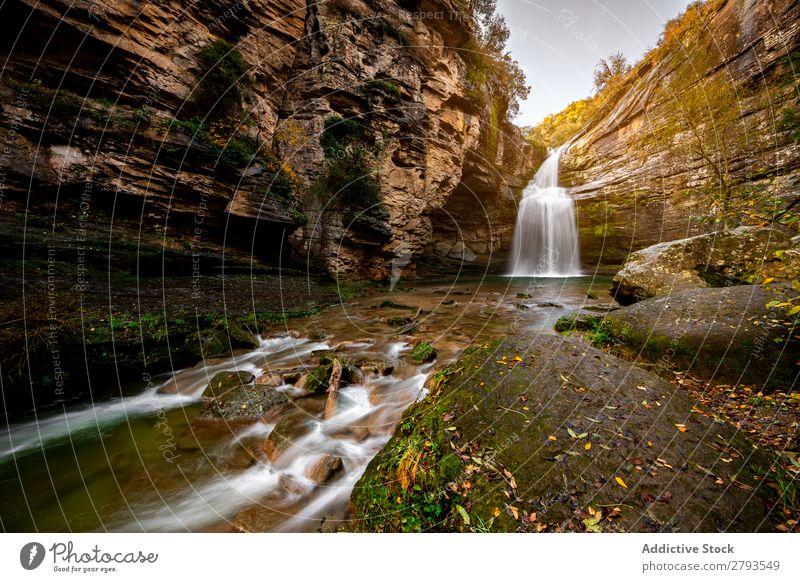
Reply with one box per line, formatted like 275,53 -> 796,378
0,275 -> 613,532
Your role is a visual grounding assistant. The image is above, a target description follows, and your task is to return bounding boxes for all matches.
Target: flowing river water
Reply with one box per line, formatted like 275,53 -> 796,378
0,275 -> 613,532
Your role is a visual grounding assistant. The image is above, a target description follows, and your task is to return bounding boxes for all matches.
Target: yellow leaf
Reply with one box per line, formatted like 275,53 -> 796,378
762,277 -> 775,285
615,476 -> 628,489
788,305 -> 800,316
584,442 -> 592,451
508,505 -> 519,519
548,435 -> 557,441
493,507 -> 501,518
675,423 -> 687,433
512,355 -> 523,362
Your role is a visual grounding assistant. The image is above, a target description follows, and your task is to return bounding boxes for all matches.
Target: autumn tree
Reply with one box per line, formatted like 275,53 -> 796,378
593,52 -> 631,92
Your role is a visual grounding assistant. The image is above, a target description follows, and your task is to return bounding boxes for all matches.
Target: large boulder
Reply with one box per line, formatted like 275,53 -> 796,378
611,227 -> 793,305
605,285 -> 799,389
351,336 -> 774,532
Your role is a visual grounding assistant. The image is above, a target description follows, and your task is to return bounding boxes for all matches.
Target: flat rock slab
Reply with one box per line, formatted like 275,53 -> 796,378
605,285 -> 798,388
351,335 -> 776,532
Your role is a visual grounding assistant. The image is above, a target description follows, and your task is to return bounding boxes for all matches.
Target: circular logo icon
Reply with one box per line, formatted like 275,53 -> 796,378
20,542 -> 46,570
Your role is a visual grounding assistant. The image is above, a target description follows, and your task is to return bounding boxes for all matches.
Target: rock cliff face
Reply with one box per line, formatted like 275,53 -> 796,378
0,0 -> 534,278
560,0 -> 800,272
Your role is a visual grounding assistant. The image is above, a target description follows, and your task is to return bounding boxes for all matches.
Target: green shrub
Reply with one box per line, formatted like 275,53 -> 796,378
313,115 -> 382,208
195,40 -> 250,119
366,79 -> 401,99
370,17 -> 407,44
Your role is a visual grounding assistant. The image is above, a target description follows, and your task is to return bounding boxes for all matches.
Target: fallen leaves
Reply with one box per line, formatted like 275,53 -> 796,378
584,442 -> 592,451
615,476 -> 628,489
567,427 -> 589,439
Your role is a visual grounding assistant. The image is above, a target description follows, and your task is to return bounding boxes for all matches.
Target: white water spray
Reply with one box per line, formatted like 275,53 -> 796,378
508,146 -> 581,277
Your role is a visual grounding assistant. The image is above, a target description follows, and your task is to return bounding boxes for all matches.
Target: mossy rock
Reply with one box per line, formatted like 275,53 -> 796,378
202,371 -> 255,399
350,336 -> 774,532
184,325 -> 257,361
410,342 -> 436,363
554,313 -> 600,332
604,285 -> 798,389
200,370 -> 288,418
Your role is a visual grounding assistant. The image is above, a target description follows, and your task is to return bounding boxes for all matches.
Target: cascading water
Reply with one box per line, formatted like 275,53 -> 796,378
508,145 -> 581,277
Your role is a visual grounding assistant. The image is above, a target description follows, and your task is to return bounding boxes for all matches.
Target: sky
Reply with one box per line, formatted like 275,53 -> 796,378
496,0 -> 694,126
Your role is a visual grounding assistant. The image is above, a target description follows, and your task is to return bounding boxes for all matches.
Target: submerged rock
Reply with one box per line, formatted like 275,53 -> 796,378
351,336 -> 774,532
611,227 -> 793,305
605,285 -> 798,388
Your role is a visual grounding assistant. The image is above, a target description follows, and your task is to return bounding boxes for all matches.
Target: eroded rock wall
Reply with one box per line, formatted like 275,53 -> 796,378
0,0 -> 535,278
561,0 -> 800,272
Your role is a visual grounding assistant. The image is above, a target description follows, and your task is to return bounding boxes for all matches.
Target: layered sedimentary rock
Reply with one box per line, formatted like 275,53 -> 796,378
0,0 -> 535,278
560,0 -> 800,271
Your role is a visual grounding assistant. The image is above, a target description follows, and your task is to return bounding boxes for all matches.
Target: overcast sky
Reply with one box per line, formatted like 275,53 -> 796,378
497,0 -> 693,126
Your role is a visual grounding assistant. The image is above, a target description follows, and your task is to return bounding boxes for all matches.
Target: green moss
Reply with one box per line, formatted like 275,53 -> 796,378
554,313 -> 600,333
379,300 -> 416,311
304,365 -> 331,393
410,342 -> 436,363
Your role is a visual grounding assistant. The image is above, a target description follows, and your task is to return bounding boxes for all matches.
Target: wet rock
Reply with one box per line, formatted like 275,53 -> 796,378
281,371 -> 303,384
202,371 -> 256,399
611,227 -> 793,305
255,373 -> 282,387
306,454 -> 344,484
202,371 -> 289,419
605,285 -> 798,388
352,336 -> 775,532
297,365 -> 332,394
358,360 -> 395,376
309,329 -> 328,341
262,415 -> 306,461
537,302 -> 563,308
324,359 -> 343,419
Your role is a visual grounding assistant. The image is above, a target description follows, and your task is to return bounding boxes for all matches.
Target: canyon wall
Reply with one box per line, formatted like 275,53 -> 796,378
561,0 -> 800,272
0,0 -> 534,279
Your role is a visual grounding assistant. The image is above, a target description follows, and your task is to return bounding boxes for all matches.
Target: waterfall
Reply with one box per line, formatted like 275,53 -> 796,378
508,145 -> 581,277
